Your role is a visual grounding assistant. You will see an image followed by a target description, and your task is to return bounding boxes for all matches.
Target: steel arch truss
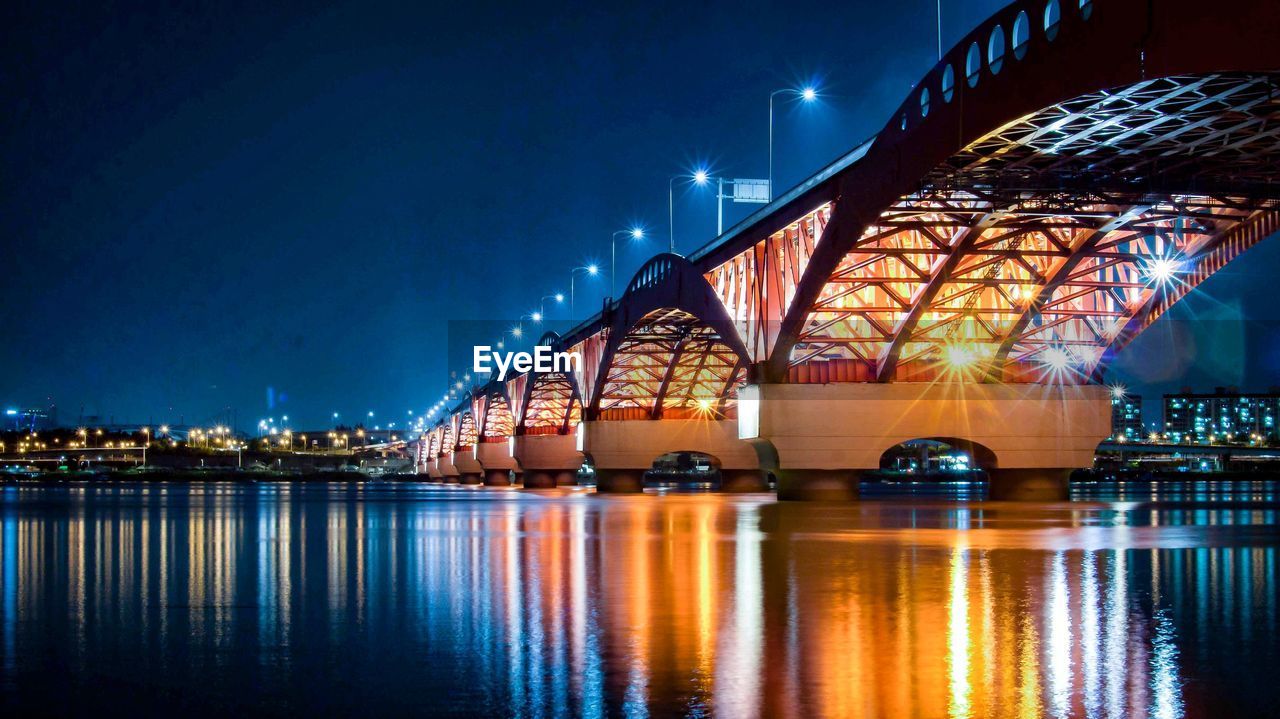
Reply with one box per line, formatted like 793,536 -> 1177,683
927,74 -> 1280,200
584,255 -> 753,420
784,73 -> 1280,382
594,308 -> 745,420
456,411 -> 478,449
521,372 -> 581,435
479,391 -> 515,440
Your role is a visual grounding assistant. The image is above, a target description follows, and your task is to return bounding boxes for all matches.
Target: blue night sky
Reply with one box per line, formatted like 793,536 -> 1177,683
2,0 -> 1276,429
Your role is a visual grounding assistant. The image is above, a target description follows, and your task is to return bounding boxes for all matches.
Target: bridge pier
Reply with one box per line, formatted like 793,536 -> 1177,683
595,468 -> 647,493
476,441 -> 517,487
438,454 -> 461,484
513,433 -> 582,489
720,469 -> 770,493
584,419 -> 764,494
987,468 -> 1072,501
747,382 -> 1108,501
483,469 -> 511,486
425,462 -> 444,482
775,469 -> 865,501
453,450 -> 483,485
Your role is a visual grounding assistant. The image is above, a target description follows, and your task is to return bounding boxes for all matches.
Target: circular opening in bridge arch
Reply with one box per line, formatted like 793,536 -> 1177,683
879,438 -> 997,474
646,451 -> 722,488
987,24 -> 1005,74
919,87 -> 930,117
965,42 -> 981,87
1012,10 -> 1030,59
1079,0 -> 1092,21
941,64 -> 955,102
1044,0 -> 1061,41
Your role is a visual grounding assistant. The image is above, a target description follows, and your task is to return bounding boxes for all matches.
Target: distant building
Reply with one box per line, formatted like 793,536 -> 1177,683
5,406 -> 56,432
1110,392 -> 1143,441
1163,387 -> 1280,444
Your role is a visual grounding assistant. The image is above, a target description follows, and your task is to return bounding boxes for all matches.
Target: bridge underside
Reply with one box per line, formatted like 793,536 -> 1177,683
522,372 -> 580,434
594,308 -> 745,420
710,73 -> 1280,383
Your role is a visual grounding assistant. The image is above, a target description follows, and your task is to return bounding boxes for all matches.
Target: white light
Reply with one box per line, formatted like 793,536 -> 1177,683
586,265 -> 599,276
801,87 -> 817,101
693,170 -> 709,185
512,326 -> 523,338
554,293 -> 565,303
630,227 -> 644,239
1042,347 -> 1073,371
1111,385 -> 1126,400
531,311 -> 542,323
1146,257 -> 1179,284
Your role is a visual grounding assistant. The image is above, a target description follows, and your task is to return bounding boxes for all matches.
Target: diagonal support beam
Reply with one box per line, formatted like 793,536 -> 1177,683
988,205 -> 1152,377
650,332 -> 691,419
874,210 -> 1005,381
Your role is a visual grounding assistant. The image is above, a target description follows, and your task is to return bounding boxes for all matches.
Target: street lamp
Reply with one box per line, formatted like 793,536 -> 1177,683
569,264 -> 600,316
611,227 -> 645,298
669,172 -> 712,254
769,86 -> 818,201
528,293 -> 565,323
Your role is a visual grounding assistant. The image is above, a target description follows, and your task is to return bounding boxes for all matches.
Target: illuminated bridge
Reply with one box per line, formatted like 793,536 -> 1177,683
418,0 -> 1280,500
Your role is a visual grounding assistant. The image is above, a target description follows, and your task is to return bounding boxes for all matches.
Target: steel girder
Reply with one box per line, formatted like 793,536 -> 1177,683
703,202 -> 833,363
478,387 -> 515,440
588,255 -> 750,419
691,0 -> 1280,381
511,331 -> 583,435
441,417 -> 456,454
592,308 -> 744,418
455,409 -> 478,450
520,372 -> 581,433
776,71 -> 1280,382
787,189 -> 1272,382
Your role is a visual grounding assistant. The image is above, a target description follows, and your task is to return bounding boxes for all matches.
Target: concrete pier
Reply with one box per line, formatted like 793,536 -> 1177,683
513,433 -> 582,489
476,441 -> 517,487
987,468 -> 1072,501
584,419 -> 764,494
747,382 -> 1108,501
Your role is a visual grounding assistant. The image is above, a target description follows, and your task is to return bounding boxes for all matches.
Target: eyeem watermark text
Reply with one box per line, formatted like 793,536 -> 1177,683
474,345 -> 580,380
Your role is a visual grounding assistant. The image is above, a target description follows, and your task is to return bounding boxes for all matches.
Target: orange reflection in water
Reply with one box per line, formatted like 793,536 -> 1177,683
0,484 -> 1277,717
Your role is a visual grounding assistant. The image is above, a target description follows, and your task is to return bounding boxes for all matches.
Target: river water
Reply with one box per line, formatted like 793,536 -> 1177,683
1,481 -> 1277,717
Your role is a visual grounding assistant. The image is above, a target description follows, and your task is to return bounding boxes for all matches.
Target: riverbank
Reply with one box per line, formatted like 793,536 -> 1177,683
0,469 -> 420,483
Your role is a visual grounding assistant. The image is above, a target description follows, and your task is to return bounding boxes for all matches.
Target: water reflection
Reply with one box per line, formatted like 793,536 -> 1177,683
0,482 -> 1277,717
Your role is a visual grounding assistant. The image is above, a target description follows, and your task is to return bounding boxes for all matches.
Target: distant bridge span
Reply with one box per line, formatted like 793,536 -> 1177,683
420,0 -> 1280,499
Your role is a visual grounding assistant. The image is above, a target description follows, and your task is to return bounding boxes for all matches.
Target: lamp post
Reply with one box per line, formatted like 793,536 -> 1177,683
537,293 -> 565,320
669,172 -> 710,254
569,264 -> 600,316
769,86 -> 818,201
611,227 -> 644,297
